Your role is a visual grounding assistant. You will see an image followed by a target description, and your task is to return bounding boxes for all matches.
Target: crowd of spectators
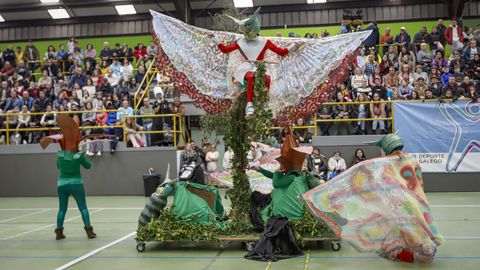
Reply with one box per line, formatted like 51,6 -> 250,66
1,17 -> 480,145
0,36 -> 184,146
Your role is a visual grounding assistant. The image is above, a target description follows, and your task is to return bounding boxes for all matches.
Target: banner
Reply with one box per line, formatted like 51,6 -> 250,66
394,100 -> 480,172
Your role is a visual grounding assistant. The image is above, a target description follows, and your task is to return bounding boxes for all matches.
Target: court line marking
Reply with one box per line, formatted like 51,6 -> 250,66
0,207 -> 142,211
54,231 -> 136,270
303,249 -> 310,270
0,209 -> 104,240
0,204 -> 479,211
0,209 -> 49,224
265,261 -> 272,270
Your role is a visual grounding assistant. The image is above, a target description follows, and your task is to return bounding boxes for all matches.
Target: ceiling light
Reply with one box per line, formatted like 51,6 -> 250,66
115,4 -> 137,15
48,8 -> 70,19
233,0 -> 254,8
307,0 -> 327,3
40,0 -> 60,3
0,15 -> 5,22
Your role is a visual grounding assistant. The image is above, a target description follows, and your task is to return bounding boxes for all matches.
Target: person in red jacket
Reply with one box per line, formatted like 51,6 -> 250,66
133,43 -> 148,67
445,17 -> 464,53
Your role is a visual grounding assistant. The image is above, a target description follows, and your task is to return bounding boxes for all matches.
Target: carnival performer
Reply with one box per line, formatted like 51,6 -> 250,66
251,127 -> 319,222
210,8 -> 300,119
40,114 -> 97,240
302,133 -> 443,263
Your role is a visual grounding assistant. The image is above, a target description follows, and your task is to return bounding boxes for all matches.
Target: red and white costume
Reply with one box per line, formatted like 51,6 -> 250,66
215,38 -> 297,104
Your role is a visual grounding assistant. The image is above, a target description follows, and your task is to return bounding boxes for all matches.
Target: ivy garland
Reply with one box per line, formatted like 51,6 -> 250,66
201,62 -> 272,218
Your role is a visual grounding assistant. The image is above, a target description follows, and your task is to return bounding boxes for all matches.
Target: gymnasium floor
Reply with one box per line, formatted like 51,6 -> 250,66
1,192 -> 479,270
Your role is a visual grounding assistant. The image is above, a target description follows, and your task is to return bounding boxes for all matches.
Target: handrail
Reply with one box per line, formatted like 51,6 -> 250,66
133,59 -> 158,111
0,109 -> 185,147
124,114 -> 183,147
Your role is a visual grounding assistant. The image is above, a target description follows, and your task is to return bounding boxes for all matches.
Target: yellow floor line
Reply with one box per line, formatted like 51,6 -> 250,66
265,261 -> 272,270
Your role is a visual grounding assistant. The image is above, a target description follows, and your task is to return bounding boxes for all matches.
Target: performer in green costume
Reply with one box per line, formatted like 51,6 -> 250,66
253,128 -> 320,221
40,114 -> 97,240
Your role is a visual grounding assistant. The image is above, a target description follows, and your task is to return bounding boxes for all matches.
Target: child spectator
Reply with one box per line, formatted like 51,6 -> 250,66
328,151 -> 347,180
440,66 -> 453,87
370,92 -> 386,134
398,79 -> 413,99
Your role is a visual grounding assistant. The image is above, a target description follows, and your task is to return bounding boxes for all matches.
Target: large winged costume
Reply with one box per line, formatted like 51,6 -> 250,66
302,134 -> 444,262
150,10 -> 371,124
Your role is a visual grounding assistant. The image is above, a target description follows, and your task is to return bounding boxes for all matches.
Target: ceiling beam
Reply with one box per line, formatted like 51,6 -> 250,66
172,0 -> 192,23
0,0 -> 164,13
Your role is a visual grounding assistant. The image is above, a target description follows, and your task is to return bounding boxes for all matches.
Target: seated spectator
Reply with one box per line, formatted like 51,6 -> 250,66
464,40 -> 479,62
398,46 -> 416,69
4,90 -> 22,111
44,45 -> 57,60
3,44 -> 16,68
109,58 -> 122,78
429,67 -> 441,82
380,27 -> 394,54
83,78 -> 96,98
385,46 -> 398,69
1,61 -> 15,77
70,68 -> 87,89
450,50 -> 466,72
84,43 -> 97,66
140,98 -> 154,146
105,69 -> 119,88
424,89 -> 435,100
398,79 -> 413,99
392,90 -> 402,100
452,66 -> 464,84
19,91 -> 34,110
15,61 -> 30,77
100,41 -> 113,66
432,50 -> 448,70
409,90 -> 421,100
364,54 -> 379,77
120,59 -> 134,83
442,76 -> 462,98
15,46 -> 24,67
117,100 -> 133,122
379,54 -> 393,76
350,148 -> 367,167
93,92 -> 104,111
99,61 -> 109,75
180,143 -> 196,168
414,77 -> 429,99
294,117 -> 312,143
125,117 -> 145,147
27,104 -> 42,143
40,104 -> 56,132
384,67 -> 400,91
317,105 -> 333,136
413,65 -> 429,84
416,43 -> 433,66
371,77 -> 388,100
370,92 -> 386,134
135,65 -> 146,89
16,104 -> 31,144
440,66 -> 453,87
467,54 -> 480,80
354,48 -> 366,70
23,40 -> 40,72
123,43 -> 134,63
113,43 -> 124,59
42,59 -> 59,80
368,68 -> 382,87
465,84 -> 479,100
115,79 -> 128,99
399,64 -> 414,85
355,93 -> 368,135
34,90 -> 49,112
351,67 -> 368,92
134,43 -> 148,67
429,77 -> 443,97
357,79 -> 372,98
99,78 -> 113,96
306,147 -> 328,180
328,151 -> 347,180
333,92 -> 353,135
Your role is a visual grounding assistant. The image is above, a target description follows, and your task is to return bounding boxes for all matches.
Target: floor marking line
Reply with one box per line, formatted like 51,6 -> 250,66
430,205 -> 480,208
201,250 -> 223,270
0,207 -> 142,211
303,250 -> 310,270
1,209 -> 104,240
265,261 -> 272,270
54,231 -> 136,270
0,209 -> 49,224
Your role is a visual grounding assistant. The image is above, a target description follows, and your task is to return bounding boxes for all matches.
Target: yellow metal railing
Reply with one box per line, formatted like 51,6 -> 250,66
0,109 -> 185,147
133,59 -> 158,111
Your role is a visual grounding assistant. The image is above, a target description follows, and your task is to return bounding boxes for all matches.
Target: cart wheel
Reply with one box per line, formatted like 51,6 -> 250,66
331,241 -> 341,251
136,242 -> 146,252
242,241 -> 256,251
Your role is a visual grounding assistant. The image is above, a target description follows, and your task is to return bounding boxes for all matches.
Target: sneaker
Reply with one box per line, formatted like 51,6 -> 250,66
22,140 -> 28,144
87,151 -> 94,156
0,135 -> 4,144
96,151 -> 102,156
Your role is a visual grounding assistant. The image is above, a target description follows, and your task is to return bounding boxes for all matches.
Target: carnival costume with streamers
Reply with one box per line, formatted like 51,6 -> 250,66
302,134 -> 443,262
39,115 -> 98,240
150,10 -> 371,124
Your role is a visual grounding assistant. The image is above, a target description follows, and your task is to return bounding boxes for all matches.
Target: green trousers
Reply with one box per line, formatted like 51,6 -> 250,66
57,184 -> 91,229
